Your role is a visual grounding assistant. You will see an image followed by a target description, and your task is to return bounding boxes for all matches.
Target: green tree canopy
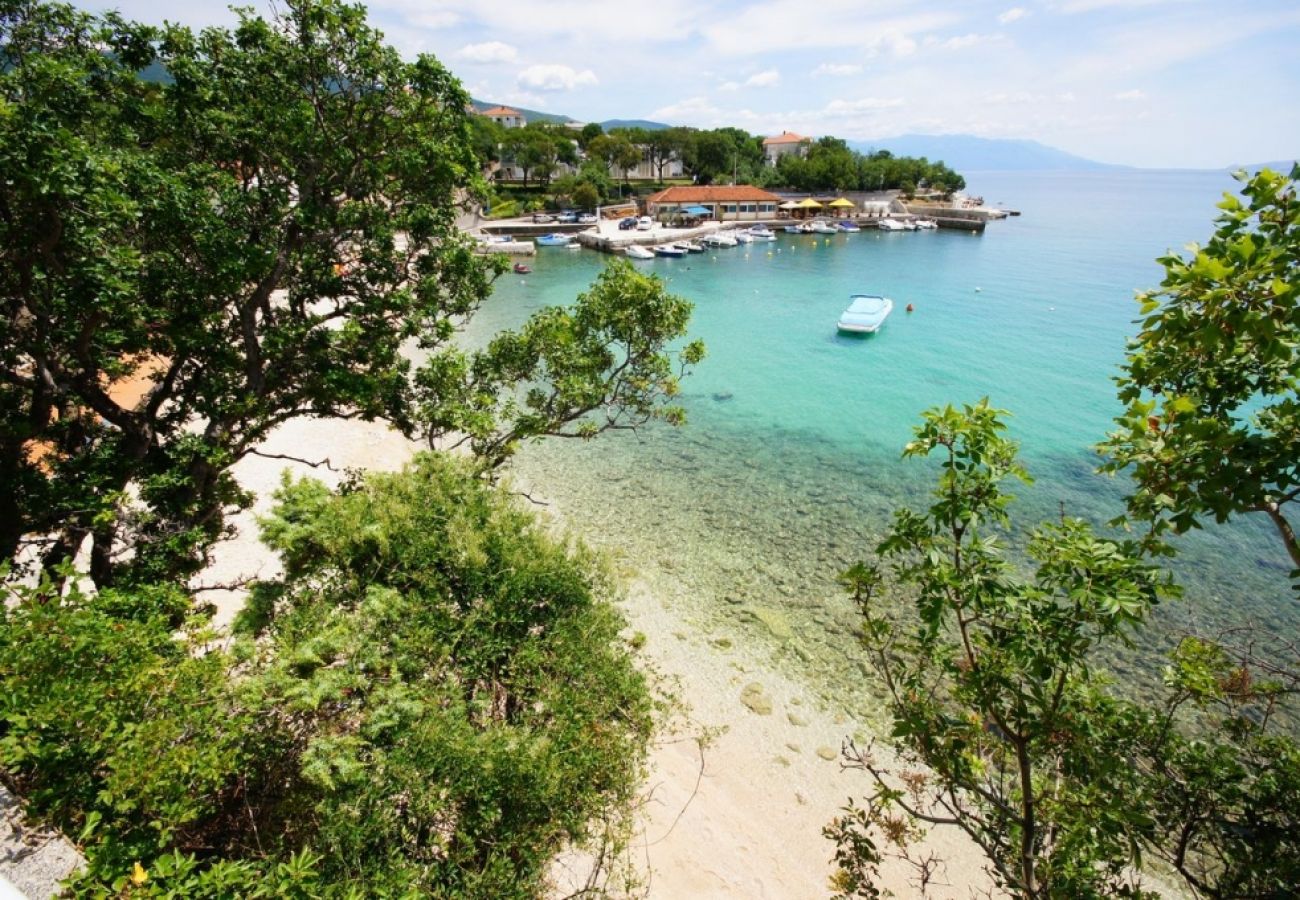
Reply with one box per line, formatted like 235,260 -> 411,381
0,0 -> 700,590
830,402 -> 1300,900
1101,166 -> 1300,577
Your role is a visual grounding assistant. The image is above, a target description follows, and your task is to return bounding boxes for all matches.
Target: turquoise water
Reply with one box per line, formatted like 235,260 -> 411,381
472,170 -> 1297,708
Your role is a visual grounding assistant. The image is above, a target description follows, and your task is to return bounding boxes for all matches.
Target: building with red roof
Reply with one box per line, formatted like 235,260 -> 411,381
645,185 -> 783,222
480,105 -> 526,128
762,131 -> 811,165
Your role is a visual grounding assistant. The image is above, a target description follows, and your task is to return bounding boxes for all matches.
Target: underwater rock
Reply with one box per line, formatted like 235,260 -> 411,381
748,606 -> 794,641
816,746 -> 838,761
740,682 -> 774,715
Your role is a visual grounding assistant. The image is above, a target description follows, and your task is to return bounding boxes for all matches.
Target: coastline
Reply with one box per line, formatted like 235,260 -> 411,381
200,416 -> 995,898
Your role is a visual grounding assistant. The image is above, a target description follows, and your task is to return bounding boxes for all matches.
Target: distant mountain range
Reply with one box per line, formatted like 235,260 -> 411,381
848,134 -> 1130,172
468,102 -> 1294,172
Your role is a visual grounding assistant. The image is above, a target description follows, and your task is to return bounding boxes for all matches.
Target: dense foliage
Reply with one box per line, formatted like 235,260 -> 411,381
0,454 -> 653,897
475,117 -> 965,208
1101,165 -> 1300,578
0,0 -> 698,591
829,403 -> 1300,899
830,168 -> 1300,900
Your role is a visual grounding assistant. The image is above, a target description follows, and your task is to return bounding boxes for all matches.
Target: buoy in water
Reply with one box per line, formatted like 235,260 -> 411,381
975,287 -> 982,292
906,303 -> 915,313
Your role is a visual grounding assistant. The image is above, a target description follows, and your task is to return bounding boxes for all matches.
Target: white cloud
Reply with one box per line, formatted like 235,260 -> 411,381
926,32 -> 993,51
812,63 -> 864,77
864,29 -> 919,58
824,97 -> 905,115
998,7 -> 1028,24
455,41 -> 518,64
1114,88 -> 1147,101
407,10 -> 461,29
719,80 -> 741,92
700,4 -> 954,56
516,64 -> 598,92
745,69 -> 782,88
497,90 -> 550,110
648,96 -> 725,124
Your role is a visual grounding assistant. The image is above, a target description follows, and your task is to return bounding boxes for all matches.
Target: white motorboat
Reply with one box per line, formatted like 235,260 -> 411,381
734,230 -> 755,244
748,225 -> 777,241
877,218 -> 907,232
915,218 -> 938,230
703,232 -> 738,247
653,244 -> 686,257
810,221 -> 839,234
678,241 -> 705,253
837,294 -> 895,334
625,244 -> 654,259
837,221 -> 861,233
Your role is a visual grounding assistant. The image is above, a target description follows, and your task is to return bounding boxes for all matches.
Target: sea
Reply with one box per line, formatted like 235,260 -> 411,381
468,169 -> 1297,712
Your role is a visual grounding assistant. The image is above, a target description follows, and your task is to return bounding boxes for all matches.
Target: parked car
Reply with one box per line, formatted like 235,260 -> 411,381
577,213 -> 597,224
636,216 -> 653,231
556,211 -> 577,223
618,217 -> 638,231
532,212 -> 554,224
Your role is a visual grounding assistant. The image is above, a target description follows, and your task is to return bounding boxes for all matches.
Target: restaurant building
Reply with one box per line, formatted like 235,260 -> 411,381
644,185 -> 783,223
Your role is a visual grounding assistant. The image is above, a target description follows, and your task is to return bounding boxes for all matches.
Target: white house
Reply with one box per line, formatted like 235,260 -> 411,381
481,105 -> 526,129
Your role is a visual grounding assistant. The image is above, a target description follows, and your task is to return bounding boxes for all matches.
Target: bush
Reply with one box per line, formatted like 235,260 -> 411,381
0,453 -> 653,897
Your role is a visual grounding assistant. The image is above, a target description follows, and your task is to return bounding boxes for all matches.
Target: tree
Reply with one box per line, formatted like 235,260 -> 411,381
578,120 -> 603,148
647,128 -> 684,182
611,136 -> 643,192
0,0 -> 699,590
572,181 -> 601,211
1101,166 -> 1300,577
415,259 -> 705,469
830,401 -> 1169,899
830,402 -> 1300,899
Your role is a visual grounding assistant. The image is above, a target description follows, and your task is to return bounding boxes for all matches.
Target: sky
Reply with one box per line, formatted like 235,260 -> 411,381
82,0 -> 1300,169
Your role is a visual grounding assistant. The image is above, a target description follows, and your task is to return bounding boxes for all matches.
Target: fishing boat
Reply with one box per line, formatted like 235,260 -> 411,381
624,244 -> 654,260
653,244 -> 686,258
535,233 -> 573,246
837,294 -> 894,334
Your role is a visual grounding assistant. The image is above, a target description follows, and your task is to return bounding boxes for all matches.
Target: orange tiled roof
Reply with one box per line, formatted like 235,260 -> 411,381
646,186 -> 784,203
762,131 -> 808,145
481,106 -> 522,117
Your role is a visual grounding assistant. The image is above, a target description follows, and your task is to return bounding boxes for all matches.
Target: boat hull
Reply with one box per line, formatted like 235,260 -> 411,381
837,294 -> 894,334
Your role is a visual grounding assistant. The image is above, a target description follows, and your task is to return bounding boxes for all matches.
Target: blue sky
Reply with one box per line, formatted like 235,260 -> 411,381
86,0 -> 1299,168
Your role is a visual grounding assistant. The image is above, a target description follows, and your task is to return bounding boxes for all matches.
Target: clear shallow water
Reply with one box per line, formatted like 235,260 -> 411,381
472,170 -> 1297,711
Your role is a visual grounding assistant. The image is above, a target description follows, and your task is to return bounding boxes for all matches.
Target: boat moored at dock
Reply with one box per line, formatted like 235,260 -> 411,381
625,244 -> 654,259
535,233 -> 574,246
